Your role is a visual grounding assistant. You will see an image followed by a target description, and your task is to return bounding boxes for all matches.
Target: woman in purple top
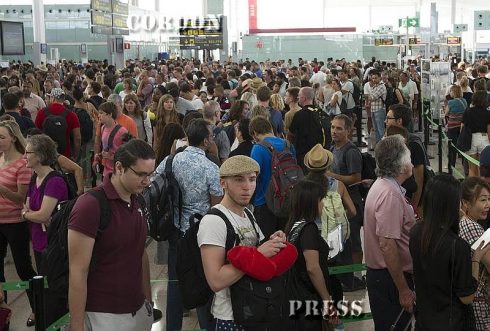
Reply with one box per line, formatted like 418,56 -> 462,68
21,134 -> 68,325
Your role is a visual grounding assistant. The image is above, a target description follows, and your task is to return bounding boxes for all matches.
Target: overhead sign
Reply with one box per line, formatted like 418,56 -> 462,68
453,24 -> 468,33
91,11 -> 112,27
409,37 -> 422,45
475,10 -> 490,30
179,17 -> 224,50
447,36 -> 461,45
112,0 -> 128,16
374,38 -> 394,46
399,17 -> 419,28
90,0 -> 112,13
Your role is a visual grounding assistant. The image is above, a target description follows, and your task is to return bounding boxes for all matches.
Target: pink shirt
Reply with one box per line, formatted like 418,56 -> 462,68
363,177 -> 415,272
101,124 -> 128,177
0,157 -> 32,224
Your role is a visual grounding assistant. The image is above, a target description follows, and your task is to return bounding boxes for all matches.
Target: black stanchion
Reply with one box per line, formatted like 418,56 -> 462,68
31,276 -> 46,331
438,123 -> 443,174
448,139 -> 453,175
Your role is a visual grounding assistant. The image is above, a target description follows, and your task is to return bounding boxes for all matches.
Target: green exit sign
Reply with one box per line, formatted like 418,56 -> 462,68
399,17 -> 419,28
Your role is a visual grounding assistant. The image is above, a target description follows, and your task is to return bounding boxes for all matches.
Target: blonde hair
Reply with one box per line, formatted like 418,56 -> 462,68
460,76 -> 469,89
0,119 -> 26,154
450,84 -> 463,99
270,93 -> 285,111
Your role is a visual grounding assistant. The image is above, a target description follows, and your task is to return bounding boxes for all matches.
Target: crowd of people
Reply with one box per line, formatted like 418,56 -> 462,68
0,54 -> 489,331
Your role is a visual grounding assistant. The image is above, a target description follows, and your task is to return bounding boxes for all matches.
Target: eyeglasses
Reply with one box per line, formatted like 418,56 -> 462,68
128,166 -> 155,179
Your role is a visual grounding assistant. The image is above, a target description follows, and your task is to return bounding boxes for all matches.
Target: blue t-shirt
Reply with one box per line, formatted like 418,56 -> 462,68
251,136 -> 296,206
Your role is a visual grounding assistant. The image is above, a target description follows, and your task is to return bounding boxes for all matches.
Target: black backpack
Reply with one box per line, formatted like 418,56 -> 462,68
74,107 -> 94,145
141,154 -> 182,241
42,107 -> 69,154
344,144 -> 377,198
176,208 -> 240,309
30,170 -> 77,202
349,80 -> 361,107
310,106 -> 331,149
39,186 -> 110,296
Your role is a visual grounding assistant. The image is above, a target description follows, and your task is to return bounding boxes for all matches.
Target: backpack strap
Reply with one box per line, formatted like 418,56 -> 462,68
86,188 -> 111,270
287,220 -> 309,246
106,124 -> 122,151
30,170 -> 63,201
164,154 -> 183,229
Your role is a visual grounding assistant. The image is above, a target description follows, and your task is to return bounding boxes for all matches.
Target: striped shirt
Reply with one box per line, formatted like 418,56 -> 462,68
0,157 -> 32,224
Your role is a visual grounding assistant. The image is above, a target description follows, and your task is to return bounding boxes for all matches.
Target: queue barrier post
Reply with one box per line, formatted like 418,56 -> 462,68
448,139 -> 453,176
31,276 -> 46,331
437,123 -> 443,174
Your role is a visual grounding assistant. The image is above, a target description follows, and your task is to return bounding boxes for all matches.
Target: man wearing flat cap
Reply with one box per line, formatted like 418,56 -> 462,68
198,155 -> 287,330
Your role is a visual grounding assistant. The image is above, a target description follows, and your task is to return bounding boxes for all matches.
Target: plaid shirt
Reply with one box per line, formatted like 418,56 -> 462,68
369,82 -> 387,113
459,217 -> 490,330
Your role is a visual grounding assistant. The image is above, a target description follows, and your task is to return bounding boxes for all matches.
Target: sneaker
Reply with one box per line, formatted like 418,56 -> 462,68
153,308 -> 163,323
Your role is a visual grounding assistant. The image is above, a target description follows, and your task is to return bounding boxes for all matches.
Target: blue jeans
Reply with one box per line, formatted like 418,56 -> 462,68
371,110 -> 386,142
166,230 -> 210,331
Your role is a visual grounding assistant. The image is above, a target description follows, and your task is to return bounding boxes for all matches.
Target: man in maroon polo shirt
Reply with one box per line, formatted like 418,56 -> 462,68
68,139 -> 155,331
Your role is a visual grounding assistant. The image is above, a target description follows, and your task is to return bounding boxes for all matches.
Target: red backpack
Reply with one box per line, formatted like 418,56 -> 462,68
259,140 -> 304,218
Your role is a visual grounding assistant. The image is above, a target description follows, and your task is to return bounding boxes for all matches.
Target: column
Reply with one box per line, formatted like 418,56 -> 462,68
31,0 -> 46,65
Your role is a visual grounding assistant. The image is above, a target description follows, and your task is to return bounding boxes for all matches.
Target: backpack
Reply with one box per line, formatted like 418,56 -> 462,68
343,143 -> 377,199
141,154 -> 182,241
102,124 -> 123,152
309,106 -> 331,149
407,134 -> 435,194
259,140 -> 304,218
320,178 -> 350,260
349,80 -> 361,107
176,207 -> 246,309
42,107 -> 69,154
74,107 -> 94,145
40,188 -> 110,297
338,97 -> 348,113
30,170 -> 77,202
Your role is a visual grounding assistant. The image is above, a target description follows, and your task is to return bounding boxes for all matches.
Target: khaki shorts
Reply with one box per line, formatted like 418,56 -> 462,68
84,302 -> 153,331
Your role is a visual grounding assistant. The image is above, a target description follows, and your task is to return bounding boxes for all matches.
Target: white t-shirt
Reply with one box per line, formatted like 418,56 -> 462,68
197,204 -> 264,320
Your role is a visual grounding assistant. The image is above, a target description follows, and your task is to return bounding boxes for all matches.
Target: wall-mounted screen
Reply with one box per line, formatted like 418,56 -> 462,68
0,21 -> 25,55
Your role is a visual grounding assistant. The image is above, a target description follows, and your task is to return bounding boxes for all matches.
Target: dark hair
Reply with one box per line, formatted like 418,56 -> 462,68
155,123 -> 186,165
99,102 -> 118,119
419,174 -> 461,256
237,118 -> 252,142
461,176 -> 490,207
370,70 -> 381,77
90,81 -> 102,94
26,127 -> 43,136
285,180 -> 326,233
182,110 -> 203,130
113,139 -> 155,169
186,118 -> 210,147
72,86 -> 84,101
228,100 -> 248,122
471,90 -> 488,109
256,85 -> 271,102
305,171 -> 329,195
2,93 -> 19,110
385,125 -> 409,140
249,115 -> 273,135
333,114 -> 353,131
389,104 -> 411,128
286,87 -> 300,102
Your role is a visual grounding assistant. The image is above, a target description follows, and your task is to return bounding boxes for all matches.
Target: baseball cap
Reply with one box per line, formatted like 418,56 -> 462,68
46,87 -> 65,99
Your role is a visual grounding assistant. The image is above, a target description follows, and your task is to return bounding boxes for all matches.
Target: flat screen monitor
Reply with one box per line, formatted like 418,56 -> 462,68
115,38 -> 123,53
0,21 -> 25,55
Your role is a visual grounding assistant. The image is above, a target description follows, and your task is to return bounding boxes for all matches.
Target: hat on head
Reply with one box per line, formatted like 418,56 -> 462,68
304,144 -> 333,171
36,64 -> 48,72
479,146 -> 490,176
250,77 -> 265,90
46,87 -> 65,99
220,155 -> 260,177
